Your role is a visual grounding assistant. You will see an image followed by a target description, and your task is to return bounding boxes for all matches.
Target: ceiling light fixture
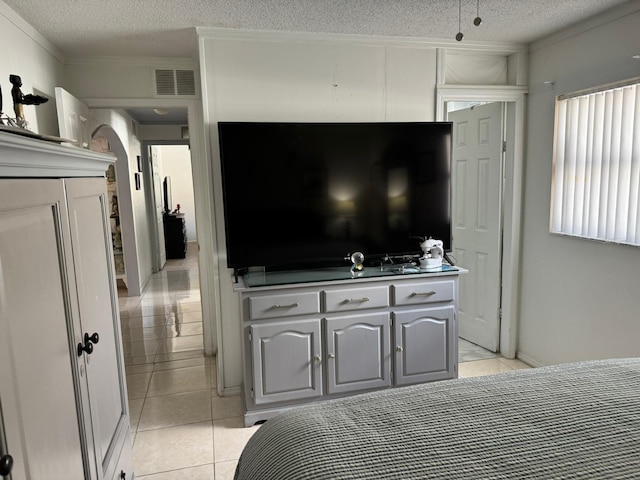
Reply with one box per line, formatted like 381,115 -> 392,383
474,0 -> 482,26
455,0 -> 464,42
153,108 -> 169,115
633,55 -> 640,60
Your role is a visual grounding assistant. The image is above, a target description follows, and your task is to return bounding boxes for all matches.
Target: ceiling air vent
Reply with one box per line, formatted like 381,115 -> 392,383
154,69 -> 196,97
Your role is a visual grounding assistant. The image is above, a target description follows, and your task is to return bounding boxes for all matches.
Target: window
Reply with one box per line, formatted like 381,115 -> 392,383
550,79 -> 640,245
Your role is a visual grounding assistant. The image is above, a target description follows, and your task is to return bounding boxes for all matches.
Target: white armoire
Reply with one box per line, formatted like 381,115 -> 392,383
0,132 -> 133,479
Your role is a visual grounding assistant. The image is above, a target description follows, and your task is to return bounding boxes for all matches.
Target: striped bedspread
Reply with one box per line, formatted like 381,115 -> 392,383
235,358 -> 640,479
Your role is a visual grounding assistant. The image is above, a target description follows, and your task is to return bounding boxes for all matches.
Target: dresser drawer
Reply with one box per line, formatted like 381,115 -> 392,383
392,280 -> 454,306
249,292 -> 320,320
323,285 -> 389,313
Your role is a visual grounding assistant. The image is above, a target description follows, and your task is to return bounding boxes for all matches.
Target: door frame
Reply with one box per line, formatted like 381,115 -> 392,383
142,140 -> 190,272
92,124 -> 142,296
84,97 -> 220,366
436,85 -> 527,359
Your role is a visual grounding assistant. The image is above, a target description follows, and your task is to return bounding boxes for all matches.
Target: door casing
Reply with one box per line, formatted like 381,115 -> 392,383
437,84 -> 528,359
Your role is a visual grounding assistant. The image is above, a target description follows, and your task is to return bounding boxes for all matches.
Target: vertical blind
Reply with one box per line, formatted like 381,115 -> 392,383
551,81 -> 640,245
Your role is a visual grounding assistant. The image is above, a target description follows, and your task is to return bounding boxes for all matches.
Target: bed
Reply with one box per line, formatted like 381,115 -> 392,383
234,358 -> 640,479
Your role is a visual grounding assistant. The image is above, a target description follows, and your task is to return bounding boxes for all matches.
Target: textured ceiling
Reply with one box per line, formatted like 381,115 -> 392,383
3,0 -> 634,58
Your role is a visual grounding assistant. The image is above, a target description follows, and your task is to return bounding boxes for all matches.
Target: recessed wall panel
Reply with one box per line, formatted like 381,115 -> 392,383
476,158 -> 490,231
478,117 -> 491,145
455,159 -> 468,229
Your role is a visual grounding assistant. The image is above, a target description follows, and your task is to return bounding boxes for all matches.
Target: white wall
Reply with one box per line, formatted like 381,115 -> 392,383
156,144 -> 197,241
205,38 -> 437,123
518,6 -> 640,366
0,2 -> 65,136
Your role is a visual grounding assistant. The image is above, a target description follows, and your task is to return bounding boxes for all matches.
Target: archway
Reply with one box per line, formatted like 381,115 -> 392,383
92,124 -> 142,296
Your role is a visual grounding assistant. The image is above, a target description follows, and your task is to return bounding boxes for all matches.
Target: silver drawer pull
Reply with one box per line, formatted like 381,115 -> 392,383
410,291 -> 436,297
341,297 -> 370,304
396,346 -> 403,352
314,355 -> 322,362
328,353 -> 336,359
270,302 -> 299,309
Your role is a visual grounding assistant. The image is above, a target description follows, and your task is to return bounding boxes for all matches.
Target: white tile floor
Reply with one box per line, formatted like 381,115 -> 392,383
119,244 -> 530,479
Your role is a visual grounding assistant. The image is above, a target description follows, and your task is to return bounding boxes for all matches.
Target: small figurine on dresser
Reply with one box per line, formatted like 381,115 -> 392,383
10,74 -> 48,130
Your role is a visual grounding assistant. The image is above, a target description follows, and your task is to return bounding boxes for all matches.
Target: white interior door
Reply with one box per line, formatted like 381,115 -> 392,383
449,102 -> 504,352
54,87 -> 90,148
151,146 -> 167,269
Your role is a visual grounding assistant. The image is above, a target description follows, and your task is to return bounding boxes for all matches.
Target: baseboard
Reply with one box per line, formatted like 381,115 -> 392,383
516,352 -> 545,368
221,385 -> 242,397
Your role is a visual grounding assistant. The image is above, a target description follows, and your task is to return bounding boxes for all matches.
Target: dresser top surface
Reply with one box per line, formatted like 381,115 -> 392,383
238,264 -> 463,290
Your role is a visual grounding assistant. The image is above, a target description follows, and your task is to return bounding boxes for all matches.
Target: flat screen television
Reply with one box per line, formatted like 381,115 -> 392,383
218,122 -> 452,271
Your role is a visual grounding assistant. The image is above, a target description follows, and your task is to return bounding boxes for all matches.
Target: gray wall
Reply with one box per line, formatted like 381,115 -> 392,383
518,7 -> 640,366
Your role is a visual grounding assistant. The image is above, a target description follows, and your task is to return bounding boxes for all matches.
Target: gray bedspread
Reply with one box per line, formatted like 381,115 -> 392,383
234,358 -> 640,479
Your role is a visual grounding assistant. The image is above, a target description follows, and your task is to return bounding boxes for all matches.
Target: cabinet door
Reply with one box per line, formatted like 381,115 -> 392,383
325,313 -> 391,395
0,180 -> 86,480
65,178 -> 132,480
393,307 -> 455,386
250,319 -> 322,405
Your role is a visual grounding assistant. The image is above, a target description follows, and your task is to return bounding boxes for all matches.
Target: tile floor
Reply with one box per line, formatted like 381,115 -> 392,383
119,244 -> 530,479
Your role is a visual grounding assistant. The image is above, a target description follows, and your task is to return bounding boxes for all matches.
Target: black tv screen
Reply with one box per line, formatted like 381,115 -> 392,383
218,122 -> 452,270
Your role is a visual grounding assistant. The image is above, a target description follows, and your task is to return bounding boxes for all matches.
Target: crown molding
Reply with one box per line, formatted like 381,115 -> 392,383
0,2 -> 65,63
196,27 -> 527,55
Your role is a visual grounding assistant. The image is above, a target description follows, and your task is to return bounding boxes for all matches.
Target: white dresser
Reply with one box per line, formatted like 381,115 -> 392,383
237,266 -> 463,426
0,133 -> 133,480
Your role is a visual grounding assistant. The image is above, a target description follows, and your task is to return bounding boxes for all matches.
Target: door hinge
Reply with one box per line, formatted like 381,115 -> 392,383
248,331 -> 252,342
498,308 -> 502,320
250,388 -> 254,399
502,141 -> 507,153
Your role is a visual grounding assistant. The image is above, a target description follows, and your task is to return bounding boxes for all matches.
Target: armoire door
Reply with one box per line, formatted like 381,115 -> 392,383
65,178 -> 131,480
0,179 -> 86,480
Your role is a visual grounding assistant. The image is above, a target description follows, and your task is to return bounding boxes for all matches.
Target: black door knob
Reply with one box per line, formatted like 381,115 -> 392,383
0,454 -> 13,477
77,332 -> 99,356
86,332 -> 99,345
77,340 -> 94,356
